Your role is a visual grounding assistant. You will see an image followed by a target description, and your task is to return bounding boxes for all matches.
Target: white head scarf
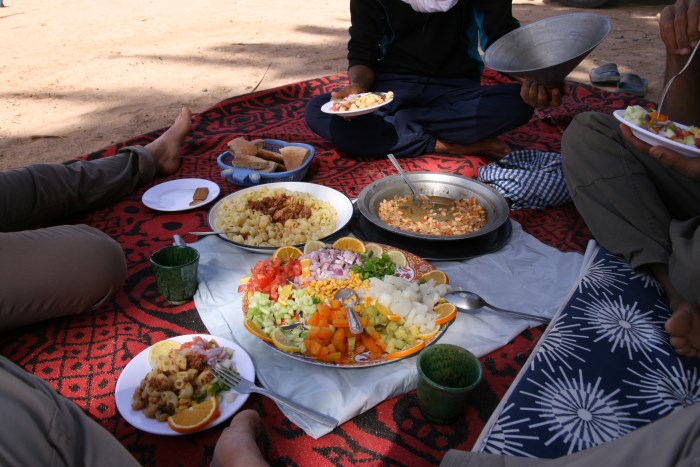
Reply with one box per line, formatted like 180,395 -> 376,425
400,0 -> 459,13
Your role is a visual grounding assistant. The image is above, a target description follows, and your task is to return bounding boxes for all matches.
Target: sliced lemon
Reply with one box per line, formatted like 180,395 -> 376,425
434,302 -> 457,325
332,236 -> 366,254
239,276 -> 251,285
364,243 -> 384,258
420,269 -> 449,285
148,340 -> 181,369
277,284 -> 294,305
271,328 -> 301,353
303,240 -> 327,254
167,397 -> 220,434
417,328 -> 440,340
386,250 -> 407,268
383,341 -> 426,360
272,245 -> 303,262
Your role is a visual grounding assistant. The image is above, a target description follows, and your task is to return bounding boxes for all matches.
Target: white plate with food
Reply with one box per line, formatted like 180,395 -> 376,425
321,91 -> 394,117
207,182 -> 354,254
115,334 -> 255,436
614,108 -> 700,158
142,179 -> 221,211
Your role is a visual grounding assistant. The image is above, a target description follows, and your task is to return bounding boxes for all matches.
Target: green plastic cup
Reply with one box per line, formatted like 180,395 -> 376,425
150,245 -> 200,305
416,344 -> 483,424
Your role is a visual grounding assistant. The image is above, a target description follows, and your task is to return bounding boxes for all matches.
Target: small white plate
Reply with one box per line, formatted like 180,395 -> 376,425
142,179 -> 221,211
321,92 -> 394,117
208,182 -> 354,254
613,109 -> 700,158
115,334 -> 255,436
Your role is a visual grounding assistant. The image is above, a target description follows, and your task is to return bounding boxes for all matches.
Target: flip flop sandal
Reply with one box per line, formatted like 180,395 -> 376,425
589,63 -> 620,85
615,73 -> 648,97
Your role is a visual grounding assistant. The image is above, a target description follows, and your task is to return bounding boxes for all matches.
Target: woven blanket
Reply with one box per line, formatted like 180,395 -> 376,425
0,71 -> 647,466
474,245 -> 700,458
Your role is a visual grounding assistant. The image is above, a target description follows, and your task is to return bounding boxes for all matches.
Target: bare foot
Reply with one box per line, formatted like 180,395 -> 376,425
211,409 -> 268,467
144,107 -> 192,176
434,137 -> 511,161
665,296 -> 700,358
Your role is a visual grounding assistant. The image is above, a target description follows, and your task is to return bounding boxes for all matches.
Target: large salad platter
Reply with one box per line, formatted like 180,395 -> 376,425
238,237 -> 457,368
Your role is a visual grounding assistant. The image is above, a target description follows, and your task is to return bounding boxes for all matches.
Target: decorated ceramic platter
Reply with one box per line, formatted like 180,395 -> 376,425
321,92 -> 394,117
207,182 -> 354,254
614,108 -> 700,158
238,237 -> 457,368
115,334 -> 255,436
142,178 -> 220,212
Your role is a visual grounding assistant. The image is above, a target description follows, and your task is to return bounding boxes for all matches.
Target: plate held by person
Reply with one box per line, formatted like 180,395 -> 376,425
613,109 -> 700,158
320,92 -> 394,117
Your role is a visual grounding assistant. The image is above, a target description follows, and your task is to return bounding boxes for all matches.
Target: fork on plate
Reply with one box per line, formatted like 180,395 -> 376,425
212,364 -> 339,427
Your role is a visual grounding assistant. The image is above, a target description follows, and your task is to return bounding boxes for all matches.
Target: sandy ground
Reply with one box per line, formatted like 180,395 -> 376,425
0,0 -> 672,170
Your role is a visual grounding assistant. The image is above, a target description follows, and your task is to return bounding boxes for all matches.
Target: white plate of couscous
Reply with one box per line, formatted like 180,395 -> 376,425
321,91 -> 394,117
207,182 -> 354,253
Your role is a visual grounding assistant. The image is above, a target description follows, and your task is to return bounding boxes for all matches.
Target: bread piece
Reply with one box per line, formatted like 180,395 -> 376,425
279,146 -> 311,171
227,137 -> 259,157
232,154 -> 278,172
255,148 -> 285,164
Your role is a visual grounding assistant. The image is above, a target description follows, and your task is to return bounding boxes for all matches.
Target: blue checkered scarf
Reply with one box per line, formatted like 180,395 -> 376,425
477,150 -> 571,210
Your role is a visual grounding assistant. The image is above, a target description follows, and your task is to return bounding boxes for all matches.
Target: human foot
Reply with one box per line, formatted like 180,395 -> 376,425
145,107 -> 192,176
665,296 -> 700,358
434,138 -> 511,161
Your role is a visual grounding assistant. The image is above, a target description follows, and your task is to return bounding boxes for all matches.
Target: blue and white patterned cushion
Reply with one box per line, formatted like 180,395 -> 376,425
473,245 -> 700,458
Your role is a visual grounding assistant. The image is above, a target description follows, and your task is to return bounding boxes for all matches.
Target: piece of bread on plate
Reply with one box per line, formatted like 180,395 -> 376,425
279,146 -> 310,171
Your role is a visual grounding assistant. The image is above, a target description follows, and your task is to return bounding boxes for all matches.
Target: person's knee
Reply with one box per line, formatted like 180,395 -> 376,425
0,225 -> 126,331
304,94 -> 331,133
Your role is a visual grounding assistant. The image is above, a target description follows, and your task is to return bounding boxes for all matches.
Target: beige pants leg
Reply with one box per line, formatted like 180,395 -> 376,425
0,224 -> 127,332
442,403 -> 700,466
0,356 -> 140,466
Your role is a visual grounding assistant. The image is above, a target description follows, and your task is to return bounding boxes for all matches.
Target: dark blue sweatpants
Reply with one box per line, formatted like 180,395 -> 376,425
304,73 -> 533,158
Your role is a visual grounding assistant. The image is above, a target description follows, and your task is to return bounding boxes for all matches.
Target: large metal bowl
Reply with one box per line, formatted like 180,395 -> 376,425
484,13 -> 611,86
356,173 -> 509,242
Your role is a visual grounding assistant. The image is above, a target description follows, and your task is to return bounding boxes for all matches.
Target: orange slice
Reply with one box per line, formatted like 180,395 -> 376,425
244,318 -> 272,343
420,270 -> 449,285
272,246 -> 303,262
331,236 -> 366,254
383,341 -> 426,360
434,302 -> 457,325
167,397 -> 220,434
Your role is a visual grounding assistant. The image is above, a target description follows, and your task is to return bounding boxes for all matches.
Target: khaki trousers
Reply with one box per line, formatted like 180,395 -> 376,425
0,147 -> 154,331
561,112 -> 700,304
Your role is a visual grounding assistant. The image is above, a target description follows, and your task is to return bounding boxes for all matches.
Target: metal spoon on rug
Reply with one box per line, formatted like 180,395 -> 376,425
445,290 -> 550,324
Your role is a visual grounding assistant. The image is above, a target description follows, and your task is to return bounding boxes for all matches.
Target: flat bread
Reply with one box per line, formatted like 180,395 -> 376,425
228,137 -> 259,157
232,154 -> 278,172
279,146 -> 310,171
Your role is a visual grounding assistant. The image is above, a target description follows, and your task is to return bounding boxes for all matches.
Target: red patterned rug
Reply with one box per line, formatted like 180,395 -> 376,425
0,71 -> 646,466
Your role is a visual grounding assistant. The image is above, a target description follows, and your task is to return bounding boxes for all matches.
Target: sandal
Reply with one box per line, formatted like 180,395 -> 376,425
589,63 -> 620,85
615,73 -> 648,97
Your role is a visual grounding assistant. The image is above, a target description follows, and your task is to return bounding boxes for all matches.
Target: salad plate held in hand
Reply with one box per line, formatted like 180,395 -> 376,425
321,92 -> 394,117
614,107 -> 700,158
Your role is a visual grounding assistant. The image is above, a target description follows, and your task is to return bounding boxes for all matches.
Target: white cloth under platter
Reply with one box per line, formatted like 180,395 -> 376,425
192,220 -> 592,438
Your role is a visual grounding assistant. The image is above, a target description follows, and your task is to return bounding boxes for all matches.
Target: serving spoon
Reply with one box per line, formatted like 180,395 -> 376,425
445,290 -> 550,324
387,153 -> 433,210
334,288 -> 363,334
